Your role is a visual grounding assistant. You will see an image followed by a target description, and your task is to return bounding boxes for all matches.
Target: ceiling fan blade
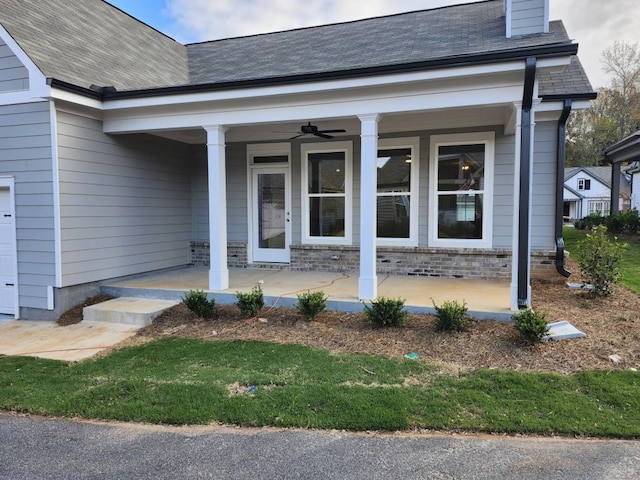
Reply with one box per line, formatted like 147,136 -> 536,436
314,132 -> 333,139
318,129 -> 346,134
290,133 -> 305,139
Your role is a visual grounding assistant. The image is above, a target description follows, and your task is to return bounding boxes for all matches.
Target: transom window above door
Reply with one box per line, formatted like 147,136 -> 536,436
301,141 -> 353,244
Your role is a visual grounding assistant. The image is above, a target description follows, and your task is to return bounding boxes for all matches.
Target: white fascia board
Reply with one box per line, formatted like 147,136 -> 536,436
49,88 -> 104,111
102,61 -> 531,112
0,25 -> 51,103
104,82 -> 523,134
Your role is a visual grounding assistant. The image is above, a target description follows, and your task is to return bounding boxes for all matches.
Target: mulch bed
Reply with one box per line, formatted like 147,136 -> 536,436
58,258 -> 640,375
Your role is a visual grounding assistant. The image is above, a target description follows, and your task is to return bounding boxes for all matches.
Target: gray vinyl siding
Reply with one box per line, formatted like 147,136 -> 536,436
192,128 -> 518,252
57,111 -> 192,286
190,143 -> 248,243
0,101 -> 55,310
531,120 -> 557,249
510,0 -> 546,36
493,133 -> 516,248
0,38 -> 28,93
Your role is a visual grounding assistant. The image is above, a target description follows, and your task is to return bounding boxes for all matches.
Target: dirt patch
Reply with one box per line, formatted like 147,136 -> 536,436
57,295 -> 114,326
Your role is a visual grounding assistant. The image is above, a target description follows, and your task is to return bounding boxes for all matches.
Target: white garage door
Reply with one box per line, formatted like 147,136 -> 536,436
0,187 -> 17,315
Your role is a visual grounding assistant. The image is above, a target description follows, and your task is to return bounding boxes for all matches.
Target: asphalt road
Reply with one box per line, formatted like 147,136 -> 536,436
1,413 -> 639,479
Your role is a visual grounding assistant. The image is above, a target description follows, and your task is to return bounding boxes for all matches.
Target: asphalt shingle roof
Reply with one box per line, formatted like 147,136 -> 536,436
187,1 -> 580,87
0,0 -> 188,90
0,0 -> 593,97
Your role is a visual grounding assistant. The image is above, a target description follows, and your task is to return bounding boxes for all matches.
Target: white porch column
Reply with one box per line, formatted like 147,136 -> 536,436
510,104 -> 522,311
358,114 -> 379,300
205,125 -> 229,291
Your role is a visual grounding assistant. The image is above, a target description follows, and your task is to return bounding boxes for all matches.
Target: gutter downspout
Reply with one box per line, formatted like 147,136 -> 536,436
517,57 -> 537,308
555,99 -> 572,277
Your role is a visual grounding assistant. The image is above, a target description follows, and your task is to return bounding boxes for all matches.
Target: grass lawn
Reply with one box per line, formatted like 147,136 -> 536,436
1,337 -> 639,437
563,226 -> 640,294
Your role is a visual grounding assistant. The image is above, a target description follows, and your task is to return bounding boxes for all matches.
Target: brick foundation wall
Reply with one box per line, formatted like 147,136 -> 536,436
190,241 -> 563,280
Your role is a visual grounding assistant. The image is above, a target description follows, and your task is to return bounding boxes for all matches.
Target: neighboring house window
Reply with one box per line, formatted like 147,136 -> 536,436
377,137 -> 419,246
429,132 -> 494,248
578,178 -> 591,190
301,142 -> 352,244
588,200 -> 610,216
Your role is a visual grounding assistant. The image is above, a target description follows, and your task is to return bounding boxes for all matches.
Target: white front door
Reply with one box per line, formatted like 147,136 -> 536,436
251,167 -> 290,263
0,186 -> 17,315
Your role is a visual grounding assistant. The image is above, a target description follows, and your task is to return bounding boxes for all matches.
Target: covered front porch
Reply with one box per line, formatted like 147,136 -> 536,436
101,266 -> 513,321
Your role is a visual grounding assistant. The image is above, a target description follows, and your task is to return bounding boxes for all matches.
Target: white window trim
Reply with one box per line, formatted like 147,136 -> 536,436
301,141 -> 353,245
246,143 -> 291,263
377,137 -> 420,247
428,132 -> 495,248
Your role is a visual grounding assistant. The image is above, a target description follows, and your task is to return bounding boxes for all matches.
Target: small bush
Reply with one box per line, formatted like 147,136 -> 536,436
363,297 -> 407,328
604,208 -> 640,234
576,225 -> 628,296
182,290 -> 217,319
295,291 -> 328,321
512,308 -> 549,344
236,285 -> 265,317
432,299 -> 472,332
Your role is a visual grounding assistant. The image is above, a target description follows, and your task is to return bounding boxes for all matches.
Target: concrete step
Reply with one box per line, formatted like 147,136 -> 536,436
83,297 -> 180,327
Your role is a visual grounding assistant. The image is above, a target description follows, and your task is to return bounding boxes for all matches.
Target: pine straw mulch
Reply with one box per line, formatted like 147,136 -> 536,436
63,256 -> 640,375
131,273 -> 640,376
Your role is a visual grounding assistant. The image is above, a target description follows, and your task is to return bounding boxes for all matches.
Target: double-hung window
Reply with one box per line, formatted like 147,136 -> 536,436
301,142 -> 352,244
376,137 -> 419,245
429,132 -> 494,248
578,178 -> 591,191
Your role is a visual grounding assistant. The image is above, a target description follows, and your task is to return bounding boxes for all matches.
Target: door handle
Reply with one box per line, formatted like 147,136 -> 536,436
5,283 -> 14,286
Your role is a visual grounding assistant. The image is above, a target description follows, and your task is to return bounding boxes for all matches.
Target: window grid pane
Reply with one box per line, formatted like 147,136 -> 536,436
377,147 -> 413,240
436,144 -> 485,240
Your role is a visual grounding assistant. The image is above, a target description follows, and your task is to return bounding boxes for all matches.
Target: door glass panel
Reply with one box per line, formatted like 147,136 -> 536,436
257,173 -> 286,249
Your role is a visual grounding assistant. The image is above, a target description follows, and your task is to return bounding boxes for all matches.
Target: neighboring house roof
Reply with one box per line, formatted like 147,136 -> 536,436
0,0 -> 188,90
0,0 -> 594,98
564,166 -> 631,197
605,131 -> 640,164
563,184 -> 584,199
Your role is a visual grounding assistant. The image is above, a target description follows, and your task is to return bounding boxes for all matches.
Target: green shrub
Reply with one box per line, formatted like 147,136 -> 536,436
576,225 -> 628,296
512,308 -> 549,344
182,290 -> 217,319
363,297 -> 407,328
295,291 -> 328,321
604,208 -> 640,234
432,299 -> 472,332
235,284 -> 265,317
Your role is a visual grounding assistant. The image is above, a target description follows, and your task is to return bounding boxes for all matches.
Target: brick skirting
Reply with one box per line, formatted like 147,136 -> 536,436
190,241 -> 561,280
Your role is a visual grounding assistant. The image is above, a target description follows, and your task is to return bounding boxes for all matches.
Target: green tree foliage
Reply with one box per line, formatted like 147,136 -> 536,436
566,41 -> 640,167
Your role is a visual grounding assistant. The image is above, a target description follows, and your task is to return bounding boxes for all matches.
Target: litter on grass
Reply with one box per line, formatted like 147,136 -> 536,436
404,352 -> 420,359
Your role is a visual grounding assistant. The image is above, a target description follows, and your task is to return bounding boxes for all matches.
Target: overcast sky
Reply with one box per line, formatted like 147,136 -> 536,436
107,0 -> 639,89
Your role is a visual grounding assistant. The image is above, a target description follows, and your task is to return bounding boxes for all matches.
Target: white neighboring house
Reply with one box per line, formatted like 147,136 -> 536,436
563,167 -> 630,220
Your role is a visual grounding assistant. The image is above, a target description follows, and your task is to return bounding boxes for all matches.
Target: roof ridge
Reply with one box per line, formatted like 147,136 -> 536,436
186,0 -> 496,46
102,0 -> 182,46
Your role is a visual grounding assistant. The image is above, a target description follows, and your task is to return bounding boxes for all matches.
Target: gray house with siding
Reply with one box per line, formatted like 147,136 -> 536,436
0,0 -> 594,320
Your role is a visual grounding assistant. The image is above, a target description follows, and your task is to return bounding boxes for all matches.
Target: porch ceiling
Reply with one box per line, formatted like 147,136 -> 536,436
149,105 -> 512,144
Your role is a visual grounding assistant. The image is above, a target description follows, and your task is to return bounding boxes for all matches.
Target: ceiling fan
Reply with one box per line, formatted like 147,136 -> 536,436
289,122 -> 346,140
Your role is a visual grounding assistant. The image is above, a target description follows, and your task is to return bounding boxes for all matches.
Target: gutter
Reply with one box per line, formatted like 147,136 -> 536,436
48,43 -> 578,101
555,99 -> 572,278
517,56 -> 537,308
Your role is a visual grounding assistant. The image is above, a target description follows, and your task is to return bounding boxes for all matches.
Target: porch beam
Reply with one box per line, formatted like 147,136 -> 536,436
358,114 -> 379,300
205,125 -> 229,291
610,161 -> 622,214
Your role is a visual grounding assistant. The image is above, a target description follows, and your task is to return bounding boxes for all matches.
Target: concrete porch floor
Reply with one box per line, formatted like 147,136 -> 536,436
102,266 -> 513,321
